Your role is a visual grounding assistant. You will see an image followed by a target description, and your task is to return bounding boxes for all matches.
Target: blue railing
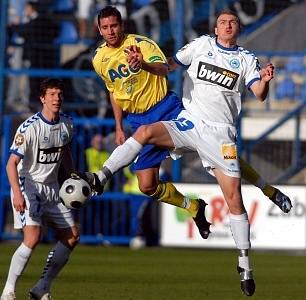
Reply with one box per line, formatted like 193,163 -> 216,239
241,99 -> 306,183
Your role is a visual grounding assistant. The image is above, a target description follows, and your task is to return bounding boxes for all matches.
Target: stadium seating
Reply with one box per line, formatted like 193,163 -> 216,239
275,77 -> 296,100
55,21 -> 79,44
299,82 -> 306,101
284,56 -> 305,74
52,0 -> 75,13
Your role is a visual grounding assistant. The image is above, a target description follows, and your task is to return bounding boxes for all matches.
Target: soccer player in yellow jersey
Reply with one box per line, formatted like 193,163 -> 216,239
90,5 -> 211,239
81,7 -> 292,241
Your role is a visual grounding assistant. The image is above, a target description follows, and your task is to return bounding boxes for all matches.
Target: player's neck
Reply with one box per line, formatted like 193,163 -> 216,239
216,37 -> 237,49
41,109 -> 60,123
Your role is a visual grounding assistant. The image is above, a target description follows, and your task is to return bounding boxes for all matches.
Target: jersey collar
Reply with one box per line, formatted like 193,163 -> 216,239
215,38 -> 238,51
38,112 -> 60,125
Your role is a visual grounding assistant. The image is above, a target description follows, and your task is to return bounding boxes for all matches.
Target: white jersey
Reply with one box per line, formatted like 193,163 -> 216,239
174,35 -> 261,126
10,112 -> 73,184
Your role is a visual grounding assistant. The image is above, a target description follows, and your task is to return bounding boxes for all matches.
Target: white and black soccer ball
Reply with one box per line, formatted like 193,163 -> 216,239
59,177 -> 91,209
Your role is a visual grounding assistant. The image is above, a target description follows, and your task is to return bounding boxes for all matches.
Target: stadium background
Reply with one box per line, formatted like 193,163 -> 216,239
0,0 -> 306,251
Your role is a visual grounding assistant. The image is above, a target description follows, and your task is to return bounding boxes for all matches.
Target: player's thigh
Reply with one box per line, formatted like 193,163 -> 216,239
197,122 -> 240,177
45,202 -> 76,230
213,169 -> 245,214
161,112 -> 199,151
135,122 -> 175,149
135,168 -> 160,193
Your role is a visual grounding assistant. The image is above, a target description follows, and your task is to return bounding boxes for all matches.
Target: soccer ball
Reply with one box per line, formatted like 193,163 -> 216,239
59,177 -> 91,209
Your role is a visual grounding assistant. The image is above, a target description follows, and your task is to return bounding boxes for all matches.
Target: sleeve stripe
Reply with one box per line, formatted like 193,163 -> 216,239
173,55 -> 190,68
9,149 -> 24,158
247,77 -> 260,89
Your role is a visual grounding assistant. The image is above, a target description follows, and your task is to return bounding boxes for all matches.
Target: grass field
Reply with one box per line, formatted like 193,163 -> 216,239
0,242 -> 305,300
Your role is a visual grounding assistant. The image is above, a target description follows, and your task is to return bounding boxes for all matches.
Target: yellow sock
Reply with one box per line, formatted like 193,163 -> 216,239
240,157 -> 261,185
240,158 -> 276,199
150,182 -> 199,217
262,185 -> 276,199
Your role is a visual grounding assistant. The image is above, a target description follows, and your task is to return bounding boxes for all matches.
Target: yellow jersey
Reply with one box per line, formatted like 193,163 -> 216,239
92,34 -> 168,113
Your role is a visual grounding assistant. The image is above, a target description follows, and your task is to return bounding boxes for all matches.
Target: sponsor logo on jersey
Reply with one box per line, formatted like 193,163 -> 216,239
14,134 -> 25,146
222,143 -> 237,160
37,146 -> 63,164
197,62 -> 239,89
108,64 -> 140,82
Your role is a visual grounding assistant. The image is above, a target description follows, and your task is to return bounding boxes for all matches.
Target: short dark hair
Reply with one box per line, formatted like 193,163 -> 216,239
215,10 -> 241,29
97,6 -> 122,27
39,78 -> 64,97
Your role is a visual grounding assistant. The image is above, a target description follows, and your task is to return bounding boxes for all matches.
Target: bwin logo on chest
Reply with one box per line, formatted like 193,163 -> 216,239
37,146 -> 63,164
197,62 -> 239,90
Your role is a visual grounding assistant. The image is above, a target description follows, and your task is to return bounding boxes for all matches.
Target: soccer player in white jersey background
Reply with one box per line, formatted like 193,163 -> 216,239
81,10 -> 290,296
1,79 -> 79,300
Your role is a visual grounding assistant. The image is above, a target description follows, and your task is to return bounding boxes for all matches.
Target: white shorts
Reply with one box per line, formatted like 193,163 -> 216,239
12,179 -> 75,229
162,110 -> 241,178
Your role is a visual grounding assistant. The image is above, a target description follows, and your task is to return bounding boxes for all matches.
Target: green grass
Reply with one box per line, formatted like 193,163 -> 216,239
0,243 -> 305,299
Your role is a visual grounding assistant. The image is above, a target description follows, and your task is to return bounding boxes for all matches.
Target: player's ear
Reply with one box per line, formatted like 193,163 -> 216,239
40,96 -> 45,104
97,24 -> 102,36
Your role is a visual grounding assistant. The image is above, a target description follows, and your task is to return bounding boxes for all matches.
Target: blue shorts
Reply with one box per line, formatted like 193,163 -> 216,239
127,91 -> 183,171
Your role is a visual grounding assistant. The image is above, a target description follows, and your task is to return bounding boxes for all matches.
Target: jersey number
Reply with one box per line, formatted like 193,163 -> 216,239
173,118 -> 194,131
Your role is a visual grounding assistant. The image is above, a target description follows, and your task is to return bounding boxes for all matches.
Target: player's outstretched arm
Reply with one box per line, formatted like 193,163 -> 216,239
125,46 -> 169,76
167,57 -> 179,72
250,63 -> 274,102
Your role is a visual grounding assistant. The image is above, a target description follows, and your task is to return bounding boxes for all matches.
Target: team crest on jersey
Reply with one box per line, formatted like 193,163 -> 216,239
60,132 -> 68,142
14,134 -> 24,146
229,58 -> 240,69
197,62 -> 239,90
222,143 -> 237,160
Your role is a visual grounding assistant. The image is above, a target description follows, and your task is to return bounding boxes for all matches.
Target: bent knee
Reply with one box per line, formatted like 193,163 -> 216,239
139,183 -> 158,196
24,237 -> 40,249
135,125 -> 154,143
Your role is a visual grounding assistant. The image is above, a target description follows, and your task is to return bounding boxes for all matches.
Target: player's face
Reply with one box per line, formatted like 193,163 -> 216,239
215,14 -> 240,46
98,16 -> 124,48
40,87 -> 63,115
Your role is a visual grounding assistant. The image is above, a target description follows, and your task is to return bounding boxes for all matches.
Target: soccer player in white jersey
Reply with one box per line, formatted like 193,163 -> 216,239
1,79 -> 79,300
79,10 -> 291,296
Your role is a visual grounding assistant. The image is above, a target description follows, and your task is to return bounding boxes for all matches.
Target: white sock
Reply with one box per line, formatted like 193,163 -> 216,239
2,243 -> 32,294
239,254 -> 252,271
229,213 -> 250,250
97,137 -> 143,182
34,242 -> 71,292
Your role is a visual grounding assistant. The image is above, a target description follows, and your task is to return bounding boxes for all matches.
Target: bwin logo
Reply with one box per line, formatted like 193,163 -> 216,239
197,62 -> 239,90
37,146 -> 63,164
108,64 -> 140,82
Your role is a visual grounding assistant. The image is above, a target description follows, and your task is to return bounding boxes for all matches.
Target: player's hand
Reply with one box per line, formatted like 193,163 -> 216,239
115,127 -> 126,145
124,46 -> 143,70
13,194 -> 26,213
260,63 -> 274,82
